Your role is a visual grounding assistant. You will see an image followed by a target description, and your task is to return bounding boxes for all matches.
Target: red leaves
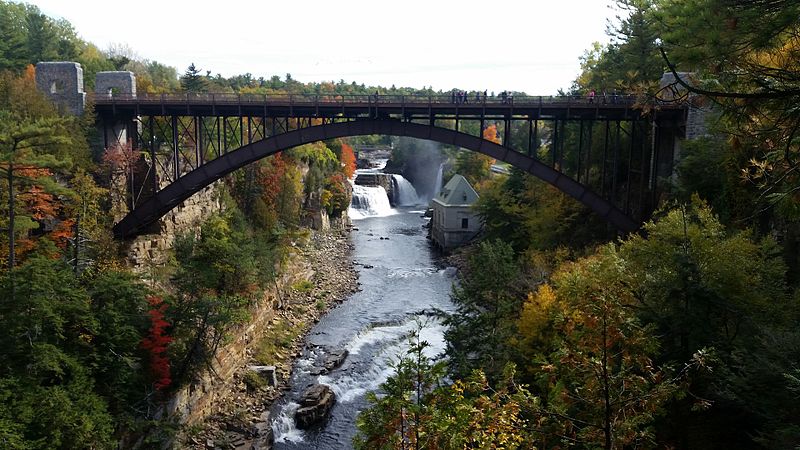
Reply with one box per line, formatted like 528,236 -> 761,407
140,296 -> 173,391
102,140 -> 139,173
340,141 -> 357,179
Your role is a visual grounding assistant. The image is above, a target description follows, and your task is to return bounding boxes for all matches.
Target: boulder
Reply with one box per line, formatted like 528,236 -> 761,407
323,349 -> 348,372
247,365 -> 278,387
294,384 -> 336,429
251,420 -> 274,449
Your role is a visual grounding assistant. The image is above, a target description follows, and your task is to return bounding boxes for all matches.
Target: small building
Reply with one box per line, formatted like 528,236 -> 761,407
430,174 -> 482,250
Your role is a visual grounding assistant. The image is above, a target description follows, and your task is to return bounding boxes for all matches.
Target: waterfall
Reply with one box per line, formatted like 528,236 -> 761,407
391,174 -> 421,206
432,163 -> 444,199
349,184 -> 394,220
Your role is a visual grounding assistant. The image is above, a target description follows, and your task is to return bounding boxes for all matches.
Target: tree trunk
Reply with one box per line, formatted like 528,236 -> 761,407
602,310 -> 612,450
7,159 -> 14,302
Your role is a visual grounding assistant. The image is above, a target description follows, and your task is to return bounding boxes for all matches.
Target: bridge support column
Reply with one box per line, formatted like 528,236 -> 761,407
34,62 -> 86,116
95,71 -> 138,149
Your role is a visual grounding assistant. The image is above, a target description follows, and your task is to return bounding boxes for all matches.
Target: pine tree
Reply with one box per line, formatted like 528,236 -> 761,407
0,6 -> 29,70
180,63 -> 208,92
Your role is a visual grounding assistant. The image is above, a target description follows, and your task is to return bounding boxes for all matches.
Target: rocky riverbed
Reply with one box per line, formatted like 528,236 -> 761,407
181,228 -> 359,450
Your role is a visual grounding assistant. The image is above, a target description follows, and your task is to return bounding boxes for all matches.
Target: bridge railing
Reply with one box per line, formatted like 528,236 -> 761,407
90,92 -> 640,107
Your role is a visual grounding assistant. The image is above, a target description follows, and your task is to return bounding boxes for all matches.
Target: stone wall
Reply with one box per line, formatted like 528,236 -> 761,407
125,182 -> 224,271
34,61 -> 85,115
95,71 -> 136,97
164,253 -> 314,425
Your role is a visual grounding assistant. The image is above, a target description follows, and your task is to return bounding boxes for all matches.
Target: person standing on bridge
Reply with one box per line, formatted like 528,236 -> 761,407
588,89 -> 596,104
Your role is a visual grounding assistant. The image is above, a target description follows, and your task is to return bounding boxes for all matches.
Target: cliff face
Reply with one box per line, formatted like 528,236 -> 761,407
125,182 -> 225,272
112,161 -> 355,445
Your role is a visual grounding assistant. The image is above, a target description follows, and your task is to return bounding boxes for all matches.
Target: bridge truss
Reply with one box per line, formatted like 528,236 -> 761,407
92,93 -> 686,238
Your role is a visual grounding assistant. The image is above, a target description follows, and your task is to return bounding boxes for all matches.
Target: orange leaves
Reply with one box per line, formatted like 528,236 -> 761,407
340,141 -> 357,179
20,185 -> 58,220
23,64 -> 35,81
483,123 -> 501,145
49,218 -> 75,249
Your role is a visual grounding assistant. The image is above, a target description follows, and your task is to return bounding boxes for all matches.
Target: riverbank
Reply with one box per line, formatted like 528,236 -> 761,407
181,227 -> 359,449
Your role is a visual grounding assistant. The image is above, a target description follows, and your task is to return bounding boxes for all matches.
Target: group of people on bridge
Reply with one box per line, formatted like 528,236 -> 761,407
450,90 -> 513,104
587,89 -> 623,104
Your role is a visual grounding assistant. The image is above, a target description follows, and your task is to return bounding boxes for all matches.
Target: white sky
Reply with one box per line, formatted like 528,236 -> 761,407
25,0 -> 618,95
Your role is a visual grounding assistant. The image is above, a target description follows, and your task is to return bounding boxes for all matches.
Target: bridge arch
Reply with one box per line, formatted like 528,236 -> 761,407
113,119 -> 639,238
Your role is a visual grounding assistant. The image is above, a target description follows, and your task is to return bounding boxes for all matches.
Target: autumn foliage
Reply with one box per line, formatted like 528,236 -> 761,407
340,141 -> 357,179
140,296 -> 173,391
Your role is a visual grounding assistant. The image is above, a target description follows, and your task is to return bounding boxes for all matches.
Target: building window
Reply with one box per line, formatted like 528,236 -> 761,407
461,218 -> 469,229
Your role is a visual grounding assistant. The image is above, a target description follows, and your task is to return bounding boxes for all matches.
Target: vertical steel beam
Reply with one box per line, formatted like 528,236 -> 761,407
149,116 -> 156,193
601,120 -> 609,197
172,115 -> 179,181
552,119 -> 558,167
577,120 -> 584,183
216,117 -> 221,158
651,118 -> 661,210
585,119 -> 593,185
639,120 -> 649,218
102,116 -> 109,150
195,116 -> 201,168
527,118 -> 533,157
625,121 -> 636,214
612,121 -> 620,203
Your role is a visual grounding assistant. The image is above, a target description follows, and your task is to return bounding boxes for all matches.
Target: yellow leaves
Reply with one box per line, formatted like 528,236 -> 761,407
518,284 -> 558,341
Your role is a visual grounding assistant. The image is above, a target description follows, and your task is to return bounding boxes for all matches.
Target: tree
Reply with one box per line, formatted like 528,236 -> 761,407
0,113 -> 72,300
526,249 -> 685,449
340,141 -> 357,179
453,125 -> 497,187
25,12 -> 58,63
180,63 -> 207,93
0,4 -> 29,71
140,296 -> 173,392
0,252 -> 115,449
355,326 -> 535,449
443,240 -> 528,381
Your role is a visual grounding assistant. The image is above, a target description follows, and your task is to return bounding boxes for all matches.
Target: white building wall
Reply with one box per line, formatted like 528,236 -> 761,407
430,201 -> 482,249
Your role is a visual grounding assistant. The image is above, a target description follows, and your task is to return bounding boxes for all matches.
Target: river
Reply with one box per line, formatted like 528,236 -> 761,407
270,170 -> 455,449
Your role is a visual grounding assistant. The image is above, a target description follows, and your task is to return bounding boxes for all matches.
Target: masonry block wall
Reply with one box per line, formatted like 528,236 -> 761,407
95,71 -> 136,97
34,61 -> 86,115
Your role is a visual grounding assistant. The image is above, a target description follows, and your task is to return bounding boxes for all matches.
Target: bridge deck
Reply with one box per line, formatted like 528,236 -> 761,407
92,93 -> 686,121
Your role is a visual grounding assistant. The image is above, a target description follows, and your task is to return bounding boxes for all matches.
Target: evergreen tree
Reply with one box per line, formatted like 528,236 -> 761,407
25,12 -> 58,63
443,240 -> 527,381
0,5 -> 28,70
180,63 -> 207,92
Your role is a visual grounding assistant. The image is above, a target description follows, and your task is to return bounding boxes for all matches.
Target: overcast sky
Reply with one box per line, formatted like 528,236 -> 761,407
25,0 -> 618,95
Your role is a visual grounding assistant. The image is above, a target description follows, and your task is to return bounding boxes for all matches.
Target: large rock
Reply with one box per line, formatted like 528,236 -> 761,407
323,349 -> 348,372
294,384 -> 336,429
247,365 -> 278,387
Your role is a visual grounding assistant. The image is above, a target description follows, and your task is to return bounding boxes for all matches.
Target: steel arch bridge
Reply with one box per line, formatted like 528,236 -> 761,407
92,93 -> 687,239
